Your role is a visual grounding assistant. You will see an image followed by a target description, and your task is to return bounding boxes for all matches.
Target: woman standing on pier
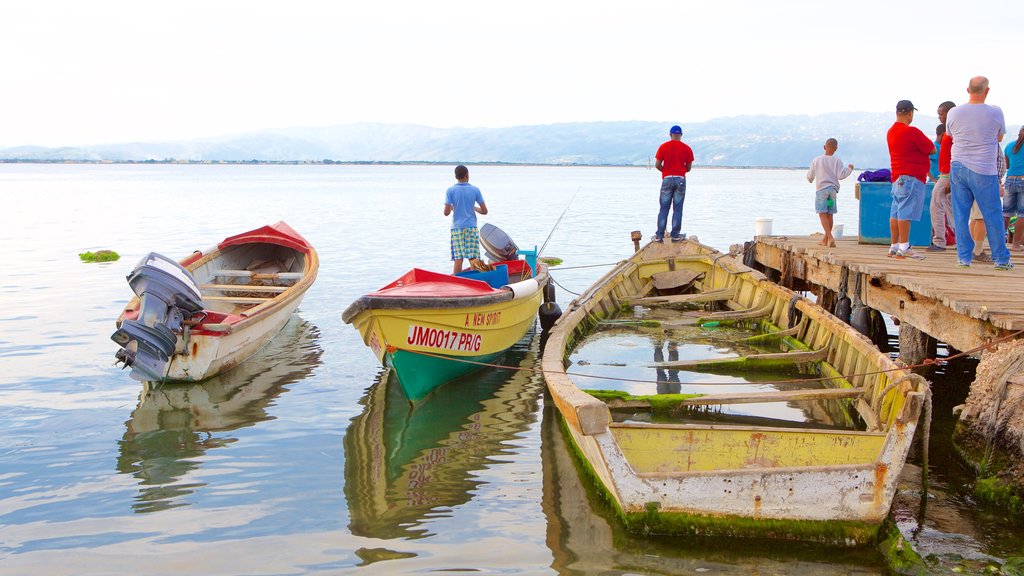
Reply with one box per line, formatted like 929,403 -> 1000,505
1003,126 -> 1024,250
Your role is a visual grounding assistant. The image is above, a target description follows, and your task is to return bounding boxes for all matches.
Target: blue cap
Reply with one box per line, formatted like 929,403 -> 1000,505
670,125 -> 682,135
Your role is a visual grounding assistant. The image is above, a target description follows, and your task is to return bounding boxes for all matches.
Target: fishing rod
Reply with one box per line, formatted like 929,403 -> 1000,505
538,186 -> 580,257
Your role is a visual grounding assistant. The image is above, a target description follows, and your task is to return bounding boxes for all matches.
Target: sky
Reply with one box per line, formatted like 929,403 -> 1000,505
2,0 -> 1021,147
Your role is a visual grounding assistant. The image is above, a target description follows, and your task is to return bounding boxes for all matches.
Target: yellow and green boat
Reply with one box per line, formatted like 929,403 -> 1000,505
344,252 -> 547,402
542,237 -> 929,545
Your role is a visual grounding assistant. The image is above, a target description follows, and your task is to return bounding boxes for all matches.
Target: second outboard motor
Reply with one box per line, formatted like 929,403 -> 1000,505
111,252 -> 205,381
539,281 -> 562,332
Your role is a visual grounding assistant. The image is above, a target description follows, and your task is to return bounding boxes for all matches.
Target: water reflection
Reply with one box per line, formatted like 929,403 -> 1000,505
343,331 -> 543,540
573,325 -> 856,429
652,337 -> 681,394
116,317 -> 323,513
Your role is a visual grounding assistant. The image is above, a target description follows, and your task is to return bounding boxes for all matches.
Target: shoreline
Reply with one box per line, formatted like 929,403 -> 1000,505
0,159 -> 808,170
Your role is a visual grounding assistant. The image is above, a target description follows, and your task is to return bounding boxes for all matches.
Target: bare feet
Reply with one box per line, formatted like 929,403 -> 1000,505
829,240 -> 837,248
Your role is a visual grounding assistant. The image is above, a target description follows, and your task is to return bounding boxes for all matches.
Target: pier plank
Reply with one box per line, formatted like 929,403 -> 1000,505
753,236 -> 1024,350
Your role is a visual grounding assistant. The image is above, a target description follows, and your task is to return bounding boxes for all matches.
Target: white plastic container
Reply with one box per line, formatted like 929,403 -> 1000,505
832,224 -> 844,241
754,217 -> 773,236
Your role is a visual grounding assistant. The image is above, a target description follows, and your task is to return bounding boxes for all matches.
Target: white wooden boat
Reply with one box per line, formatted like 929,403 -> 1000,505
541,238 -> 928,545
113,222 -> 318,382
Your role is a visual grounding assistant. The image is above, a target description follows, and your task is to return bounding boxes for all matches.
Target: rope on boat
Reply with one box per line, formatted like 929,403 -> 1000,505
547,262 -> 621,271
548,274 -> 582,296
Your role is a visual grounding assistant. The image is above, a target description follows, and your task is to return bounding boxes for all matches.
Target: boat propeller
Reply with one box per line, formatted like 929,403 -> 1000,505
112,252 -> 205,381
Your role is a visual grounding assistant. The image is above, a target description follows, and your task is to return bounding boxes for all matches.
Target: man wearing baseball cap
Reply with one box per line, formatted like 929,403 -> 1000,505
886,99 -> 936,260
653,125 -> 695,243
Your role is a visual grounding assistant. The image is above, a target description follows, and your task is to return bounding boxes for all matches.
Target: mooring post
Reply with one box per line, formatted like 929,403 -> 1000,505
630,230 -> 642,252
898,323 -> 933,369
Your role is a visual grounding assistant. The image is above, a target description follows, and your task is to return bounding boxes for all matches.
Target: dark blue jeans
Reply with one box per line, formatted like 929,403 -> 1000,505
656,176 -> 686,238
950,161 -> 1010,265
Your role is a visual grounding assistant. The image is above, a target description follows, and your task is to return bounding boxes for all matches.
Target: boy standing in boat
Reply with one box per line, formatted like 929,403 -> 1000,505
444,165 -> 488,273
806,138 -> 854,247
653,125 -> 695,243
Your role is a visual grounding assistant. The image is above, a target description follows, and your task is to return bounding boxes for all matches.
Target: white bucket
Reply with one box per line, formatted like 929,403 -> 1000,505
832,224 -> 844,241
754,217 -> 773,236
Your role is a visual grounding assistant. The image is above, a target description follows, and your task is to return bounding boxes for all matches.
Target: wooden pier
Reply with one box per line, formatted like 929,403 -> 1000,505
750,235 -> 1024,356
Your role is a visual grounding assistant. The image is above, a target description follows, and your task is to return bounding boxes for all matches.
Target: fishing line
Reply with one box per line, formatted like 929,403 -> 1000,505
538,186 -> 581,257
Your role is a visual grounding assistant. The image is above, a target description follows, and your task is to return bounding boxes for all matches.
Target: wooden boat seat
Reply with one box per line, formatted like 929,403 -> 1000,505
200,283 -> 288,293
216,269 -> 303,281
202,295 -> 274,305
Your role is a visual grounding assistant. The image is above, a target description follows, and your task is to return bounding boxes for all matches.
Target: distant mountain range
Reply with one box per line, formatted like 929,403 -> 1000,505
4,113 -> 1019,168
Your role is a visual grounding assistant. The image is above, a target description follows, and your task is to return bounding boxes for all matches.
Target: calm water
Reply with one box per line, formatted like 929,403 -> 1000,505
0,164 -> 1016,574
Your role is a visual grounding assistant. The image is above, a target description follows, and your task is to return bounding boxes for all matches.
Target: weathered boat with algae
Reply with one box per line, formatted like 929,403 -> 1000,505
540,238 -> 929,546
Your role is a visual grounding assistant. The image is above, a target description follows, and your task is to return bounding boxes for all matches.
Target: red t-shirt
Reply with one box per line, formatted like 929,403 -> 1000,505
887,122 -> 935,183
656,140 -> 694,178
939,133 -> 953,174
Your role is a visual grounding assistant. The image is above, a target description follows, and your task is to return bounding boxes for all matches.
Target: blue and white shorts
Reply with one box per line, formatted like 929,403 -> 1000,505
1003,177 -> 1024,217
815,185 -> 838,214
450,227 -> 481,260
890,176 -> 926,221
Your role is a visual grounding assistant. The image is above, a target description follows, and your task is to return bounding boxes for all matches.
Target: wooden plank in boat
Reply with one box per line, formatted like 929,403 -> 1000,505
651,269 -> 703,291
201,284 -> 288,293
203,295 -> 274,304
681,387 -> 862,405
217,269 -> 303,280
625,287 -> 735,307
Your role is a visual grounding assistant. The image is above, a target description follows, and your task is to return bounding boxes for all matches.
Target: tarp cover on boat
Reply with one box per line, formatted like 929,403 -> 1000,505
219,221 -> 312,253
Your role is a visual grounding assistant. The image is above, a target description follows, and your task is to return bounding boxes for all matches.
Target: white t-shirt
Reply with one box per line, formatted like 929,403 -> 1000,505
806,154 -> 853,191
946,103 -> 1006,176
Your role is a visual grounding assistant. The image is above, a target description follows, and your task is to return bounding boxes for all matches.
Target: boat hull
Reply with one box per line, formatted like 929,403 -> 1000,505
542,240 -> 926,545
115,222 -> 318,382
164,292 -> 308,380
351,287 -> 543,401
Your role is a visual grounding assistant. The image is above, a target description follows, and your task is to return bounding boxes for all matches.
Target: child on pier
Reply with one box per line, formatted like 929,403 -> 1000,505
807,138 -> 855,247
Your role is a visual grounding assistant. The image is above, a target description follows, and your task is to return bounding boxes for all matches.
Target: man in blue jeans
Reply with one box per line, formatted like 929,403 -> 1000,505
946,76 -> 1011,269
653,125 -> 695,243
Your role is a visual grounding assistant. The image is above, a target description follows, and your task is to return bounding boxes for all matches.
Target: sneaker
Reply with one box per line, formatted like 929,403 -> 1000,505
670,234 -> 687,242
895,247 -> 925,260
652,235 -> 664,243
887,246 -> 898,257
995,262 -> 1015,271
926,244 -> 946,252
973,251 -> 992,263
957,261 -> 971,268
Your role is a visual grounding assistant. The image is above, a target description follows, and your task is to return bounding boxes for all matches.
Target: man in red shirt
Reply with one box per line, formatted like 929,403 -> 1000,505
653,125 -> 695,242
927,100 -> 956,251
886,100 -> 936,260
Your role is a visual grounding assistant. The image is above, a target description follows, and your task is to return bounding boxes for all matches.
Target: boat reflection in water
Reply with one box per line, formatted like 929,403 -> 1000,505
344,330 -> 542,540
116,316 -> 323,513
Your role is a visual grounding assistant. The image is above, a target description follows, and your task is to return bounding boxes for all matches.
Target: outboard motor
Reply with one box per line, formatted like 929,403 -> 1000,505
111,253 -> 205,381
539,281 -> 562,332
480,223 -> 519,263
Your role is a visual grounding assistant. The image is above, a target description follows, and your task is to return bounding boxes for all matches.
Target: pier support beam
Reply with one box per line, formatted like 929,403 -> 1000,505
898,323 -> 936,369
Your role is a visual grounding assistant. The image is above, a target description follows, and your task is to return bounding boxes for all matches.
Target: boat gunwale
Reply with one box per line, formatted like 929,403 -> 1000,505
609,420 -> 888,437
343,269 -> 548,324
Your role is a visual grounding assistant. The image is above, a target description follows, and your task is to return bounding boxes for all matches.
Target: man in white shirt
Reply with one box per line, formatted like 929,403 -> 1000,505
946,76 -> 1010,269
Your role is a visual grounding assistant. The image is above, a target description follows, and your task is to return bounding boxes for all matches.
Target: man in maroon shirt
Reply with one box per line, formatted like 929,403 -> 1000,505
653,125 -> 695,242
927,100 -> 956,251
886,100 -> 937,260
